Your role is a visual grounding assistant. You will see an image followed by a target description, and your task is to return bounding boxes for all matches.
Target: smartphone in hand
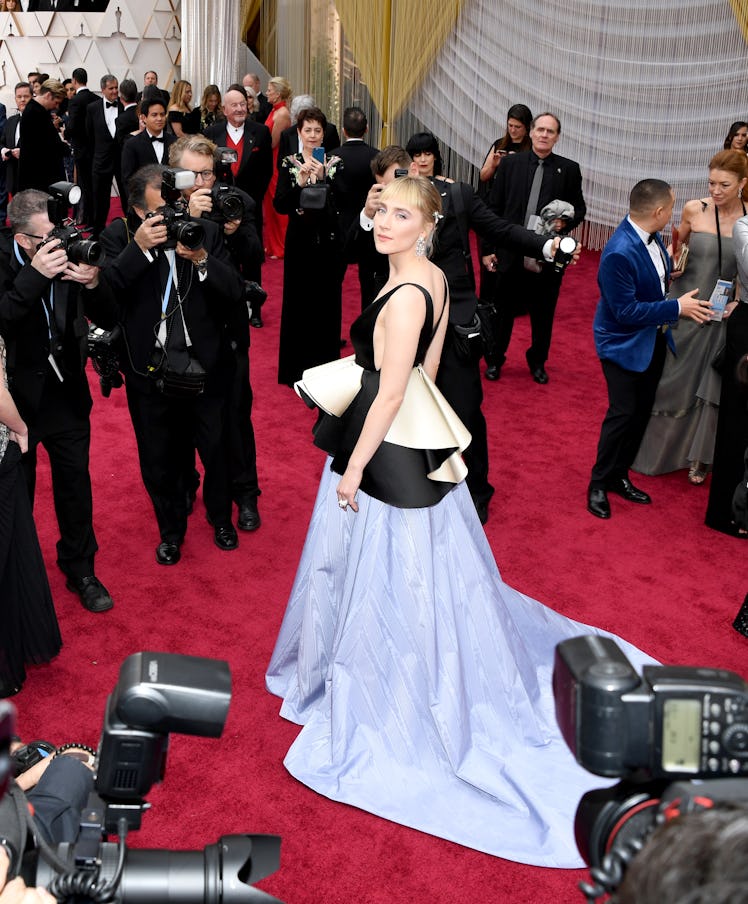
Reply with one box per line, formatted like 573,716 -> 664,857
312,146 -> 325,165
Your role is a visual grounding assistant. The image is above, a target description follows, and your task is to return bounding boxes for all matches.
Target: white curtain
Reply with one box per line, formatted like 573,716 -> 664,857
402,0 -> 748,244
181,0 -> 242,96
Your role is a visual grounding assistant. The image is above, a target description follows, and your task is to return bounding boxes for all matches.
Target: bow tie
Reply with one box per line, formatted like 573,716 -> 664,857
647,232 -> 657,244
149,134 -> 164,143
105,101 -> 118,109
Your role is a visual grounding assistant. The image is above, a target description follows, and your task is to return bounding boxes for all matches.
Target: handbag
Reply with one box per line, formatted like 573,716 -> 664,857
299,182 -> 329,211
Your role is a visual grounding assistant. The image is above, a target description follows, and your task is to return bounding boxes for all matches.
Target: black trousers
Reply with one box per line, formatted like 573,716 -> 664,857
91,166 -> 122,237
125,381 -> 233,543
23,377 -> 98,580
435,327 -> 494,506
227,346 -> 260,503
590,333 -> 667,489
490,262 -> 563,369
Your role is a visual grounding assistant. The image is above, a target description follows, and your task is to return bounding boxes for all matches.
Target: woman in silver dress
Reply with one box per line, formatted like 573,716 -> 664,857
634,150 -> 748,483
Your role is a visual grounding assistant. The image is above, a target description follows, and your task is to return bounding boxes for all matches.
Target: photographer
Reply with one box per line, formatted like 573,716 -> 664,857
0,189 -> 116,613
168,136 -> 263,533
98,164 -> 245,565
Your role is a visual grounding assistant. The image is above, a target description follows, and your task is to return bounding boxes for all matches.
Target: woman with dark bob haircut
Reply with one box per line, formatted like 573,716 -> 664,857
274,105 -> 343,385
405,131 -> 444,178
724,121 -> 748,153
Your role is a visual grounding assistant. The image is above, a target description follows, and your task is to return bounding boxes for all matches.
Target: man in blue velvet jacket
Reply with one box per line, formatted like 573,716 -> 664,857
588,179 -> 712,519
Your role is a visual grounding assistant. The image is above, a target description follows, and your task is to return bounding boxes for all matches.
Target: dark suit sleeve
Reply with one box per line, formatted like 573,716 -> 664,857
467,186 -> 545,257
120,138 -> 140,189
273,160 -> 302,215
0,246 -> 52,335
200,220 -> 245,312
254,124 -> 273,200
223,193 -> 262,278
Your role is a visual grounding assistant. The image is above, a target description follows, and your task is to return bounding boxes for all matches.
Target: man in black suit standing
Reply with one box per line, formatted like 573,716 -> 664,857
138,71 -> 171,109
114,79 -> 139,213
98,164 -> 245,565
329,106 -> 378,311
65,68 -> 99,227
86,74 -> 123,237
242,73 -> 271,124
18,80 -> 69,193
204,85 -> 272,246
0,188 -> 116,611
484,112 -> 586,384
1,83 -> 33,201
120,97 -> 175,191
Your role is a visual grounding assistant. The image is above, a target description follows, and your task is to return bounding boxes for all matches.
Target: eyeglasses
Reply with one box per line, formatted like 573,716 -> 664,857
188,169 -> 215,181
21,232 -> 47,240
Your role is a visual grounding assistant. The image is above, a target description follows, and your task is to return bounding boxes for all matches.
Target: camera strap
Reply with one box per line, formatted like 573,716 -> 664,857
156,251 -> 193,364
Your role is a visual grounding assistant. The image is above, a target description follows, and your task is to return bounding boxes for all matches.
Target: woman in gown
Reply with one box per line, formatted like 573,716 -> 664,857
266,176 -> 656,868
167,80 -> 200,138
262,77 -> 292,259
634,150 -> 747,483
0,335 -> 61,697
274,106 -> 343,386
706,213 -> 748,537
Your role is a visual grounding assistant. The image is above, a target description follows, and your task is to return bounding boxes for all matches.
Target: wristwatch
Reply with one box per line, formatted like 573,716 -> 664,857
193,253 -> 208,275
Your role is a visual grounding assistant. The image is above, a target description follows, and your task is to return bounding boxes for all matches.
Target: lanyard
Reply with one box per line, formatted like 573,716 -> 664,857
14,239 -> 55,340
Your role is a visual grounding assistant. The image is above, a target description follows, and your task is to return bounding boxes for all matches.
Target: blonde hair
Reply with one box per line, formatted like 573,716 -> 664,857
169,134 -> 218,166
169,80 -> 192,111
268,76 -> 292,102
378,175 -> 442,253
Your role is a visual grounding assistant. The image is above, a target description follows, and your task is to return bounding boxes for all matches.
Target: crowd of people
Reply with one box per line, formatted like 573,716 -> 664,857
0,61 -> 747,893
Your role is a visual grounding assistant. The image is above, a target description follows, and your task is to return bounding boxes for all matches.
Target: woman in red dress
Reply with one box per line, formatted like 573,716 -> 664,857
262,77 -> 292,259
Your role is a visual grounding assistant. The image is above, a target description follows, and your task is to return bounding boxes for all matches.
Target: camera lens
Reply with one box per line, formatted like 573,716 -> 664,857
172,220 -> 205,250
67,238 -> 105,267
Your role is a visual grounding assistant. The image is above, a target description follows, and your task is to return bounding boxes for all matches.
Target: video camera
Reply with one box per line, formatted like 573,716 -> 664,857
41,182 -> 104,267
553,635 -> 748,899
145,168 -> 205,250
2,653 -> 283,903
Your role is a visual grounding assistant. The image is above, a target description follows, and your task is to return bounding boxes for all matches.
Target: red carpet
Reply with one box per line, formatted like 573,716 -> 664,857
10,232 -> 747,902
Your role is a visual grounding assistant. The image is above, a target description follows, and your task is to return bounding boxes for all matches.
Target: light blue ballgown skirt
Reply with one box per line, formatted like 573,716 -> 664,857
266,460 -> 656,868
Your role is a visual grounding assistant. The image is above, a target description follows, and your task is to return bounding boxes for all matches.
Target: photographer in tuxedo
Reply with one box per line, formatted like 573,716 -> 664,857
169,135 -> 263,533
98,164 -> 245,565
0,189 -> 116,612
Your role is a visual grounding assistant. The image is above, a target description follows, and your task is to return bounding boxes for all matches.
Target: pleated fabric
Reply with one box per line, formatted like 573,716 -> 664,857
266,461 -> 656,868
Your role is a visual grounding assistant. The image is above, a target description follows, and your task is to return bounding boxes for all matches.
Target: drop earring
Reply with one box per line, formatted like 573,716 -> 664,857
415,235 -> 426,257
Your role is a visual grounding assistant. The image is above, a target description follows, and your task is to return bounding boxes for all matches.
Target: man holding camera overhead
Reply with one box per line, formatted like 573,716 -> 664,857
99,164 -> 245,566
0,187 -> 116,612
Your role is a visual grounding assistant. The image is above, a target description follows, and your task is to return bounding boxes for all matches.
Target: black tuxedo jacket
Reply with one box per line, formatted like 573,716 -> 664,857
98,217 -> 244,393
86,98 -> 123,171
485,149 -> 585,269
0,229 -> 115,421
203,119 -> 272,208
328,139 -> 378,234
276,122 -> 342,167
17,98 -> 69,192
2,114 -> 21,195
65,87 -> 99,160
115,106 -> 139,148
120,130 -> 176,191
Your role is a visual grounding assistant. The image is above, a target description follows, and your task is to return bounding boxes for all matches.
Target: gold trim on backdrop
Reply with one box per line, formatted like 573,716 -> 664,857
728,0 -> 748,42
334,0 -> 463,145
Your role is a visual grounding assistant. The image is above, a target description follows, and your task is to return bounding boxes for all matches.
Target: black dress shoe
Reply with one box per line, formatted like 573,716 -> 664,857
156,541 -> 181,565
607,477 -> 651,504
65,575 -> 114,612
485,365 -> 501,381
214,525 -> 238,550
530,366 -> 549,384
587,488 -> 611,519
237,499 -> 261,531
250,314 -> 263,328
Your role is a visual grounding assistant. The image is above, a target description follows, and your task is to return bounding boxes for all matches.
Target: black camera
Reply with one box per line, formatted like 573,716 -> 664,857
210,184 -> 245,224
42,181 -> 104,267
6,653 -> 283,903
553,635 -> 748,896
146,168 -> 205,250
87,323 -> 123,398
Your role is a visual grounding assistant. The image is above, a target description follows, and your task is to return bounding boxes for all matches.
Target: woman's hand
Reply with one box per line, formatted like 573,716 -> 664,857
9,424 -> 27,454
337,465 -> 363,513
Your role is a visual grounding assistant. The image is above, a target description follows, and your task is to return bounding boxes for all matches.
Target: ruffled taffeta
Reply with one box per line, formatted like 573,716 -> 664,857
266,462 -> 656,868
